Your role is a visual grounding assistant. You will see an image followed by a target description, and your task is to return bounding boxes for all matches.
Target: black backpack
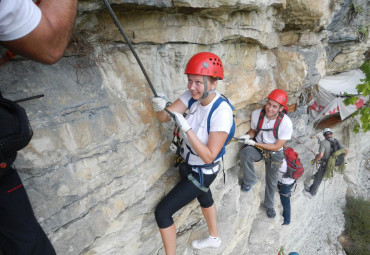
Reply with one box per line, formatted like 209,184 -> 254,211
328,138 -> 345,166
0,92 -> 33,170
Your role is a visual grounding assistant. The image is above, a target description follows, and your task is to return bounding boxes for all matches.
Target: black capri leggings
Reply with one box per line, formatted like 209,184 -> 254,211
155,170 -> 217,229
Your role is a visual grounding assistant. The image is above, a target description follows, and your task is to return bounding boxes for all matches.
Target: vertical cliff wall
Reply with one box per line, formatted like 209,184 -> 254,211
0,0 -> 369,254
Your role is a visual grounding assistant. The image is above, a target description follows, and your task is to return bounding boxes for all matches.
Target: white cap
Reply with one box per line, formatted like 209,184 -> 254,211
323,128 -> 332,136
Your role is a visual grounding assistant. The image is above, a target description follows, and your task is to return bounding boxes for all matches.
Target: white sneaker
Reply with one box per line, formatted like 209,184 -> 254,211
191,236 -> 221,249
302,189 -> 313,199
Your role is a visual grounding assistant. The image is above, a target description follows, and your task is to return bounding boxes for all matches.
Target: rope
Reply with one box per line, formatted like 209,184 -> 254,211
101,0 -> 173,117
322,180 -> 326,201
323,148 -> 347,179
291,135 -> 316,156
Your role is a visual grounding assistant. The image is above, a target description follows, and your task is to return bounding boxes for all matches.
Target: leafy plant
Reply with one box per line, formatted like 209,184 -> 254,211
343,61 -> 370,133
358,25 -> 369,41
348,2 -> 364,22
342,196 -> 370,255
351,3 -> 363,14
278,246 -> 286,255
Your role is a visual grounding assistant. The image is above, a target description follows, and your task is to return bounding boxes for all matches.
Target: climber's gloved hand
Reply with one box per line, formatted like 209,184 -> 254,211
152,94 -> 167,112
238,135 -> 250,144
172,112 -> 191,133
244,139 -> 256,146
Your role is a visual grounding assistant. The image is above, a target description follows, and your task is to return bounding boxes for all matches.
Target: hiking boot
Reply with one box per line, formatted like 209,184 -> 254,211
241,181 -> 256,192
266,208 -> 276,218
241,184 -> 252,192
302,190 -> 313,199
282,222 -> 290,226
191,236 -> 221,249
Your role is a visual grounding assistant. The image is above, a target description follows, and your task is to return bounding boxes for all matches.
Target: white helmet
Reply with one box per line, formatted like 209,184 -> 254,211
323,128 -> 332,136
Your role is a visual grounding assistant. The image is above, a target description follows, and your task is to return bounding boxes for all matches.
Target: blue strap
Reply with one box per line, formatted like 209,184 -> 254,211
197,166 -> 204,187
208,96 -> 235,161
186,94 -> 235,163
185,144 -> 194,164
188,98 -> 197,109
185,151 -> 190,164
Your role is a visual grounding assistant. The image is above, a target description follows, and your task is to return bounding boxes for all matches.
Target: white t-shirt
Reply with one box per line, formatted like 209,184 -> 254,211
0,0 -> 41,41
278,159 -> 295,185
251,108 -> 293,146
179,90 -> 234,170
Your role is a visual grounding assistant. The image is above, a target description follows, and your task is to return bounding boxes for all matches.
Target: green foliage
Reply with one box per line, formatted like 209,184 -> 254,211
278,246 -> 286,255
343,196 -> 370,255
348,2 -> 364,22
358,25 -> 369,41
343,61 -> 370,133
351,3 -> 364,14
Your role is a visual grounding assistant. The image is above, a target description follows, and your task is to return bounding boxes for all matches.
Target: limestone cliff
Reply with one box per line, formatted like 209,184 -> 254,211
0,0 -> 369,254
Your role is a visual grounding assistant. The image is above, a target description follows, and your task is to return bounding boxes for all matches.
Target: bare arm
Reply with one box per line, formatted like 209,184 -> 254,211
0,0 -> 77,64
314,152 -> 324,162
344,148 -> 349,156
245,129 -> 286,151
186,131 -> 228,164
247,129 -> 257,139
156,98 -> 228,163
254,139 -> 287,152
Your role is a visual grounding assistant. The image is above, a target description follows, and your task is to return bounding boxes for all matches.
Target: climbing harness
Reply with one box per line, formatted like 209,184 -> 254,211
256,109 -> 284,140
187,95 -> 235,160
278,181 -> 297,197
101,0 -> 174,118
173,95 -> 235,190
170,125 -> 182,155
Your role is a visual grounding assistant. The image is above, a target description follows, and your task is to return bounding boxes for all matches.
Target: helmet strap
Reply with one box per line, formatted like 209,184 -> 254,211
202,76 -> 209,99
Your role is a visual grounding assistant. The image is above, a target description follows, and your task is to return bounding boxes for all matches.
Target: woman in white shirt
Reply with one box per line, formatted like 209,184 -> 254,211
152,52 -> 234,254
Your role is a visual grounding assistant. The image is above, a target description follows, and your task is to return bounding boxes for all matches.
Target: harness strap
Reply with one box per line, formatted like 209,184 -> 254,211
197,166 -> 204,187
278,181 -> 296,197
186,95 -> 235,162
256,109 -> 284,139
187,174 -> 209,192
222,155 -> 225,184
187,161 -> 220,192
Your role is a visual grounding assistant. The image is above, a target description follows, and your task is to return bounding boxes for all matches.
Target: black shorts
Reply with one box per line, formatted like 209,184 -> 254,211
155,166 -> 218,229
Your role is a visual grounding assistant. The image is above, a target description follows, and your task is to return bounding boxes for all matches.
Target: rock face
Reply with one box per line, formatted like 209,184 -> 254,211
0,0 -> 369,254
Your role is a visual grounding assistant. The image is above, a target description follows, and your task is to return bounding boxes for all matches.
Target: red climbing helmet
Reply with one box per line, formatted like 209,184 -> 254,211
184,52 -> 224,80
267,89 -> 288,106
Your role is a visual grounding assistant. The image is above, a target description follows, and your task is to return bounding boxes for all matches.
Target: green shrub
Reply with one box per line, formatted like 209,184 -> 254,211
344,61 -> 370,133
342,196 -> 370,254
